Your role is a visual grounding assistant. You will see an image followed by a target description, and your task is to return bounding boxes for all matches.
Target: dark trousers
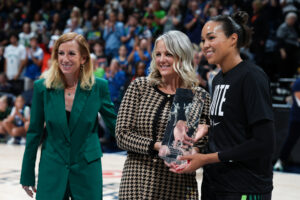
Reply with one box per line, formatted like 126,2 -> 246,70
201,173 -> 272,200
63,181 -> 73,200
280,120 -> 300,162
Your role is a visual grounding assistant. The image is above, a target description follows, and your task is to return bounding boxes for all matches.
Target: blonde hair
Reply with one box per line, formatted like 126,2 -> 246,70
42,32 -> 94,90
148,30 -> 198,89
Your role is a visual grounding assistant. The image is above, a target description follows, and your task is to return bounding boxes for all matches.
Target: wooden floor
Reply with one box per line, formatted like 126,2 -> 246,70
0,144 -> 299,200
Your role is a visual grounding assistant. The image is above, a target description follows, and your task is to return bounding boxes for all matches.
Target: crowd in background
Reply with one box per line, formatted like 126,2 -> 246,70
0,0 -> 300,145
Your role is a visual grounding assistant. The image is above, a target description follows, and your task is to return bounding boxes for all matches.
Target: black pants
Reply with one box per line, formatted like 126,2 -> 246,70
280,120 -> 300,162
201,173 -> 272,200
63,181 -> 73,200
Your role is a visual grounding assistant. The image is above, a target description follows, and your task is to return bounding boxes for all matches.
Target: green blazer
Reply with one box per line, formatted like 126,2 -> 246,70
20,78 -> 116,200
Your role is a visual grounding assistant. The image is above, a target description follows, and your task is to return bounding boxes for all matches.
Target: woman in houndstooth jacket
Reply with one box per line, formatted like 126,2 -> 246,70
116,30 -> 211,200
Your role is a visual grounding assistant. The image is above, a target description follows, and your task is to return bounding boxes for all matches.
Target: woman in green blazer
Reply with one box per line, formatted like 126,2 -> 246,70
20,32 -> 116,199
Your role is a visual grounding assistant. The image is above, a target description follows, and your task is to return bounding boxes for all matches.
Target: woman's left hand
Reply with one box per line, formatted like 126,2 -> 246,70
22,185 -> 36,198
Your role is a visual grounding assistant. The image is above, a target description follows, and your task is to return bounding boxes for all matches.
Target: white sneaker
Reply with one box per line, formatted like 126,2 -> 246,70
6,137 -> 15,145
274,159 -> 284,171
20,137 -> 26,145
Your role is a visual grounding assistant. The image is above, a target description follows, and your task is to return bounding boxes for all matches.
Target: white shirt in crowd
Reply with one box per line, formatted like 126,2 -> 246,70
10,106 -> 30,120
18,32 -> 36,47
4,44 -> 26,80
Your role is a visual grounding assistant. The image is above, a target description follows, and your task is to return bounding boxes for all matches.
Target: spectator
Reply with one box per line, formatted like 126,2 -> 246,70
104,0 -> 123,17
3,95 -> 30,145
276,12 -> 300,77
10,8 -> 25,32
103,10 -> 124,60
63,17 -> 84,35
117,61 -> 145,102
159,0 -> 172,10
104,58 -> 126,112
115,45 -> 129,72
121,14 -> 141,54
92,40 -> 108,70
97,9 -> 106,32
160,4 -> 182,33
82,9 -> 92,33
184,0 -> 205,45
128,37 -> 151,75
144,0 -> 166,34
274,77 -> 300,171
18,22 -> 35,47
131,61 -> 146,82
86,16 -> 102,46
206,6 -> 219,20
4,33 -> 26,80
23,36 -> 44,91
204,0 -> 224,17
66,6 -> 82,28
0,96 -> 11,139
117,11 -> 125,23
30,12 -> 47,35
48,13 -> 65,34
141,13 -> 157,40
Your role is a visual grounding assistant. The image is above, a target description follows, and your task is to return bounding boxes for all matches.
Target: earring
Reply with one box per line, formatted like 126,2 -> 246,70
80,64 -> 83,71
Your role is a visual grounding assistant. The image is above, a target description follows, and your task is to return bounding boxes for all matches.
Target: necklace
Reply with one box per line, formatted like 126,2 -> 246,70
65,83 -> 77,96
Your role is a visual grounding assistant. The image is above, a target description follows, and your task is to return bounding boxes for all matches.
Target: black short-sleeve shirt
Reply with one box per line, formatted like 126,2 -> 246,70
206,60 -> 274,193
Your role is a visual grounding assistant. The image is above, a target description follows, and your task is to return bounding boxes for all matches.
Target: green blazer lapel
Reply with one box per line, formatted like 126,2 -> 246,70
69,83 -> 91,134
49,89 -> 71,142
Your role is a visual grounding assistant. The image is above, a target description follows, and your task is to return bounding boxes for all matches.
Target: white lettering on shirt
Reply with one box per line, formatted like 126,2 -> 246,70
210,84 -> 230,116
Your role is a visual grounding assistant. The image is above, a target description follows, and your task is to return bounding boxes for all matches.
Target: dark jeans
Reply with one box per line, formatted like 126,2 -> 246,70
280,120 -> 300,162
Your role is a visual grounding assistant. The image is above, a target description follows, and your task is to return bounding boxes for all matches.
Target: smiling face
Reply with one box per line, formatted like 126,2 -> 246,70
58,40 -> 86,77
155,40 -> 178,79
201,21 -> 234,66
15,96 -> 25,109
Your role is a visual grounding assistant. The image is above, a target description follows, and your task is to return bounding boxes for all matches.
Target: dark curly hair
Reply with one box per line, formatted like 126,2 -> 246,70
210,11 -> 252,49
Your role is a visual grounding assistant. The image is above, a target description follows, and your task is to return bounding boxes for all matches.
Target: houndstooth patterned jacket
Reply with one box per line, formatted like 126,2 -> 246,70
116,77 -> 211,200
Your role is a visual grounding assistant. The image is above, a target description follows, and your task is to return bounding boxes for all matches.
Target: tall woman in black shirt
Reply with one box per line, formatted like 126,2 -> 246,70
171,11 -> 275,200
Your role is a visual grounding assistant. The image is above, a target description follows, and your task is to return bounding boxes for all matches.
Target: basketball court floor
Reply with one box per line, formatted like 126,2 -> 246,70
0,144 -> 299,200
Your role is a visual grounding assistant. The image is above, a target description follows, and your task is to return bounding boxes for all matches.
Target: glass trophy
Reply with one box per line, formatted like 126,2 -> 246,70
159,88 -> 204,165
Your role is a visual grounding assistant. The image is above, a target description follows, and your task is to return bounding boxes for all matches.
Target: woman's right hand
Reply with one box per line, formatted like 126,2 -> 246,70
22,185 -> 36,198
